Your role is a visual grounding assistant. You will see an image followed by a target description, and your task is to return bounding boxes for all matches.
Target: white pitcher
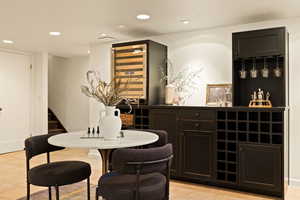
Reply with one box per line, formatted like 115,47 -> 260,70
99,106 -> 122,140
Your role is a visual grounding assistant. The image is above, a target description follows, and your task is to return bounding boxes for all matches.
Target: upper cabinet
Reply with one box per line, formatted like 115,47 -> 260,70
233,27 -> 286,59
232,27 -> 289,107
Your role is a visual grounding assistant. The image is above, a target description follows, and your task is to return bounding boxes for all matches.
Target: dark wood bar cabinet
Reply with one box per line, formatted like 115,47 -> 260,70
116,27 -> 289,199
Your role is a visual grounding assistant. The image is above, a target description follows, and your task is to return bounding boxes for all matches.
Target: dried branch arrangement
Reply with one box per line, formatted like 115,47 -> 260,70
160,59 -> 203,104
81,71 -> 131,107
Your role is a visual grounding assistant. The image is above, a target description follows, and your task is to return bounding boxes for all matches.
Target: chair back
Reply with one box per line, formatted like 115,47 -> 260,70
112,143 -> 173,174
130,129 -> 168,147
25,133 -> 64,160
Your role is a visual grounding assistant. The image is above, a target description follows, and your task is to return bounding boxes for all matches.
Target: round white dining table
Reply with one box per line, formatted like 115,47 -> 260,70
48,130 -> 159,174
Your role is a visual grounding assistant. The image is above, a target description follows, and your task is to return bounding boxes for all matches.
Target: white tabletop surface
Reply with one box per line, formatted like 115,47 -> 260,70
48,130 -> 159,150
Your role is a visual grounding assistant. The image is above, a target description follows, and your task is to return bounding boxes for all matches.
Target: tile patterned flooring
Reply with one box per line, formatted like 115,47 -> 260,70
0,148 -> 300,200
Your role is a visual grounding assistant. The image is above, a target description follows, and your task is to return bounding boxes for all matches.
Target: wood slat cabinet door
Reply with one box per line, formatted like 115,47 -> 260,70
112,44 -> 147,100
233,27 -> 285,59
239,143 -> 282,194
149,109 -> 179,176
180,130 -> 214,180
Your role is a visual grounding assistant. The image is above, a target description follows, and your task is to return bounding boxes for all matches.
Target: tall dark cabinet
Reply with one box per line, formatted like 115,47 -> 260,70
232,27 -> 288,107
112,40 -> 167,105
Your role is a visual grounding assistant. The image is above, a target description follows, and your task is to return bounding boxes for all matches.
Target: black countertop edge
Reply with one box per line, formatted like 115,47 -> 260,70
118,104 -> 288,111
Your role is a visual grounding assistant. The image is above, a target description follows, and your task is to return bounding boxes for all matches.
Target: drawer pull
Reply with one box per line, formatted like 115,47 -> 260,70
195,123 -> 200,127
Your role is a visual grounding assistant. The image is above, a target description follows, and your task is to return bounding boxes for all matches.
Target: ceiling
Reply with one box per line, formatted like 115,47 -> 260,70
0,0 -> 299,57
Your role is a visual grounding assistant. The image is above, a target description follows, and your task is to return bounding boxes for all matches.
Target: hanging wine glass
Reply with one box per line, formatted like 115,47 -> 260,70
261,57 -> 269,78
274,56 -> 282,78
250,58 -> 258,78
239,60 -> 247,79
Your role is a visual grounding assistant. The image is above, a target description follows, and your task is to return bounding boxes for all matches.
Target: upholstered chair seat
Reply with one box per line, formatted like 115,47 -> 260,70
28,161 -> 91,187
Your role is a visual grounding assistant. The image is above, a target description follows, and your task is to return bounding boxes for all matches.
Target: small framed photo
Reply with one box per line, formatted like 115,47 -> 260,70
206,84 -> 232,106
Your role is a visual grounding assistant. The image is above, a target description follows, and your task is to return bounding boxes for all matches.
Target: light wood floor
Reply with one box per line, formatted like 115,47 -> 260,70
1,148 -> 300,200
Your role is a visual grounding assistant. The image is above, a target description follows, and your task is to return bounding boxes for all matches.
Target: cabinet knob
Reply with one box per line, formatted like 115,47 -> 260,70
240,147 -> 243,151
195,123 -> 199,127
195,113 -> 200,117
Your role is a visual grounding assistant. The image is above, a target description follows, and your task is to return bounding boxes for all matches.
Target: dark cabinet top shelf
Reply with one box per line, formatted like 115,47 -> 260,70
232,27 -> 286,59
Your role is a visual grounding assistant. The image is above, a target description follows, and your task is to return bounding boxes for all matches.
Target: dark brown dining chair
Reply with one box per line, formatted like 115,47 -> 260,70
139,129 -> 168,148
96,143 -> 173,200
108,129 -> 168,171
25,133 -> 91,200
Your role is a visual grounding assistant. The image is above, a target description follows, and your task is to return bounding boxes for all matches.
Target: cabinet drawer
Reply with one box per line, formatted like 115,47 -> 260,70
180,109 -> 216,120
181,120 -> 215,131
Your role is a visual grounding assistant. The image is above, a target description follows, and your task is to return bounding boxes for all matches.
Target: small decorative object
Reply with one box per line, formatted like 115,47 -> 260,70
206,84 -> 232,107
165,84 -> 176,104
249,88 -> 272,108
81,70 -> 131,140
239,60 -> 247,79
274,56 -> 282,78
250,58 -> 258,78
261,58 -> 269,78
160,60 -> 202,105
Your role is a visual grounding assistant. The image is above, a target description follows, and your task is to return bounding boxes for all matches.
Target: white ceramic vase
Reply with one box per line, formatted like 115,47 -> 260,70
99,106 -> 122,140
165,84 -> 176,104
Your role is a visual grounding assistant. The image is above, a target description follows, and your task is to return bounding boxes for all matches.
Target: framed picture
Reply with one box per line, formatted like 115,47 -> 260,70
206,84 -> 232,106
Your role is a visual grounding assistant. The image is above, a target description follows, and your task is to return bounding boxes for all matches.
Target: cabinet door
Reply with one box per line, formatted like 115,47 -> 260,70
233,28 -> 285,58
180,131 -> 214,180
239,143 -> 282,193
149,109 -> 179,176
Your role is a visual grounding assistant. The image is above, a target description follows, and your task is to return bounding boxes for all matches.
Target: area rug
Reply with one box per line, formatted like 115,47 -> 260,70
17,182 -> 97,200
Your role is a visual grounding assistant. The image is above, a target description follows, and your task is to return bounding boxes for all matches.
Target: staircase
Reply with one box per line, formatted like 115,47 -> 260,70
48,109 -> 67,134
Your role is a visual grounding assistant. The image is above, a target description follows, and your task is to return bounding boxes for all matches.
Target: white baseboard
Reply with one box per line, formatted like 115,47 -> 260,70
289,178 -> 300,187
0,140 -> 24,154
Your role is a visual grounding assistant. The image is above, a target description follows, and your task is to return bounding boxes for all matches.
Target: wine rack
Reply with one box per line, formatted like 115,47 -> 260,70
112,40 -> 167,105
119,106 -> 150,129
216,109 -> 283,184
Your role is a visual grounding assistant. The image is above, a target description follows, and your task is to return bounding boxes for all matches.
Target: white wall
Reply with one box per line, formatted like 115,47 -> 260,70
89,17 -> 300,185
48,55 -> 89,132
31,52 -> 49,135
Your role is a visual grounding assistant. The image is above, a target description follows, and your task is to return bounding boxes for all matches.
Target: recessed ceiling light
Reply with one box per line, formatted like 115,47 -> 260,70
136,14 -> 151,20
181,19 -> 190,24
118,25 -> 125,28
100,33 -> 107,37
87,50 -> 91,54
49,32 -> 61,36
2,40 -> 14,44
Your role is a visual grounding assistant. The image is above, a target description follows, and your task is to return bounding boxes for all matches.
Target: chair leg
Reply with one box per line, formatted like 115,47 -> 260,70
48,186 -> 52,200
55,186 -> 59,200
26,183 -> 30,200
87,177 -> 91,200
95,187 -> 98,200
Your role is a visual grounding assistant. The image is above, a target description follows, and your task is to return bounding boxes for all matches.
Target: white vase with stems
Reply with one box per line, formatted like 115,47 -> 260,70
99,106 -> 122,140
81,70 -> 132,140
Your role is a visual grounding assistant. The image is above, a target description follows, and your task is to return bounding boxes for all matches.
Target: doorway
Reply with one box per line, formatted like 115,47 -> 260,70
0,51 -> 31,154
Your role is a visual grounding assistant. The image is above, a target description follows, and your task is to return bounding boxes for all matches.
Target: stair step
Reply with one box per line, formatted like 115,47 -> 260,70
48,120 -> 60,129
48,128 -> 66,134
